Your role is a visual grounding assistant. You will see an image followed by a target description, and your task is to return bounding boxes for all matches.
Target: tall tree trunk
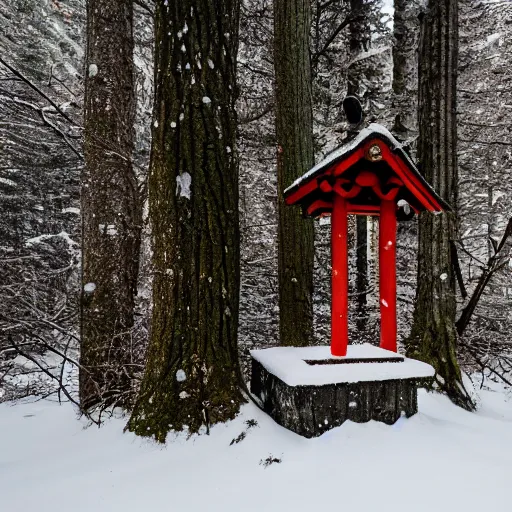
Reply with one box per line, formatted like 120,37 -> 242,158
348,0 -> 371,98
407,0 -> 474,410
392,0 -> 421,133
348,0 -> 371,335
127,0 -> 243,442
81,0 -> 141,410
275,0 -> 315,347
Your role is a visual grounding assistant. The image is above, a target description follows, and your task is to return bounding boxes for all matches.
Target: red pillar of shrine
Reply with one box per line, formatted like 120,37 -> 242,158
331,192 -> 349,356
379,200 -> 397,352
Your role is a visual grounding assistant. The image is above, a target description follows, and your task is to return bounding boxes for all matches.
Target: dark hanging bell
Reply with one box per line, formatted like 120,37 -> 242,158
343,95 -> 363,126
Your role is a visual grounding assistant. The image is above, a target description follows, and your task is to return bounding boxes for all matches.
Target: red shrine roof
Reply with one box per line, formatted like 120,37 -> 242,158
284,124 -> 450,218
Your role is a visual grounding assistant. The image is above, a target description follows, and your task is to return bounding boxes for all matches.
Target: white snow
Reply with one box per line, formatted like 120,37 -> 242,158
1,382 -> 512,512
25,231 -> 77,248
284,124 -> 411,194
88,64 -> 98,77
99,224 -> 117,236
251,344 -> 434,386
0,177 -> 16,187
381,0 -> 394,25
347,46 -> 390,67
176,172 -> 192,200
493,190 -> 505,205
61,207 -> 80,214
202,96 -> 211,104
397,199 -> 411,214
83,282 -> 96,293
487,33 -> 502,44
176,369 -> 186,382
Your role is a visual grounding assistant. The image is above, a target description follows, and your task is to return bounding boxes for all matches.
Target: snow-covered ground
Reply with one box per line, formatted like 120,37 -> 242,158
1,383 -> 512,512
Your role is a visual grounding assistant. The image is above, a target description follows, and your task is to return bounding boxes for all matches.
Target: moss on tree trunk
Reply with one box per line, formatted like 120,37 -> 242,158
274,0 -> 315,347
81,0 -> 141,411
407,0 -> 474,411
126,0 -> 243,442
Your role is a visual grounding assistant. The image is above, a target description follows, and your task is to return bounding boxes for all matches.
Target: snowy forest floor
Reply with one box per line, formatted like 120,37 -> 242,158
1,381 -> 512,512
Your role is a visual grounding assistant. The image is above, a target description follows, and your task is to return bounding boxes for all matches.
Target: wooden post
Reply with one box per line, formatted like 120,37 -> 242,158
379,200 -> 397,352
331,192 -> 349,356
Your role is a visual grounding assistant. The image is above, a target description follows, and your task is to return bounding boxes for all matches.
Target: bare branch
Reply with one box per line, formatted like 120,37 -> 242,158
456,218 -> 512,336
0,57 -> 78,127
312,14 -> 353,64
133,0 -> 154,15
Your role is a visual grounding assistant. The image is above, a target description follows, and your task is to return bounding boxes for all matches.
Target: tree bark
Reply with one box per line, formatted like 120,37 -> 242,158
392,0 -> 421,132
127,0 -> 243,442
348,0 -> 371,98
275,0 -> 315,347
407,0 -> 474,410
348,0 -> 371,334
81,0 -> 141,410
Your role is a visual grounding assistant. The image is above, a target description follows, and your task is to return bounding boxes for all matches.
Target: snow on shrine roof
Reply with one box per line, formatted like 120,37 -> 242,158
250,344 -> 435,387
283,123 -> 450,215
285,124 -> 399,194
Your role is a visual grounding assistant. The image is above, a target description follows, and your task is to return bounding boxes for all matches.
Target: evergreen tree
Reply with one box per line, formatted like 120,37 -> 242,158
0,0 -> 84,403
392,0 -> 421,133
407,0 -> 474,410
127,0 -> 243,442
81,0 -> 142,410
275,0 -> 315,347
348,0 -> 372,336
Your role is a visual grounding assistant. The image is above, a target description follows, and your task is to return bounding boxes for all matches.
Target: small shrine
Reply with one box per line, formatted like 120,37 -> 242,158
251,110 -> 444,438
283,122 -> 449,357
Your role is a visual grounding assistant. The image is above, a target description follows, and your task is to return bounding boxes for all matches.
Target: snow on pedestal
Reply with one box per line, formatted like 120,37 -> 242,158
250,344 -> 434,438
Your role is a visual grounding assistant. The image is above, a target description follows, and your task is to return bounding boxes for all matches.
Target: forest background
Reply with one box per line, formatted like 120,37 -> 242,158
1,0 -> 512,431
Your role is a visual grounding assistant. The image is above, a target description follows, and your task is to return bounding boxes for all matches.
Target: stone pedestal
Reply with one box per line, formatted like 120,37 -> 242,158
250,344 -> 434,438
